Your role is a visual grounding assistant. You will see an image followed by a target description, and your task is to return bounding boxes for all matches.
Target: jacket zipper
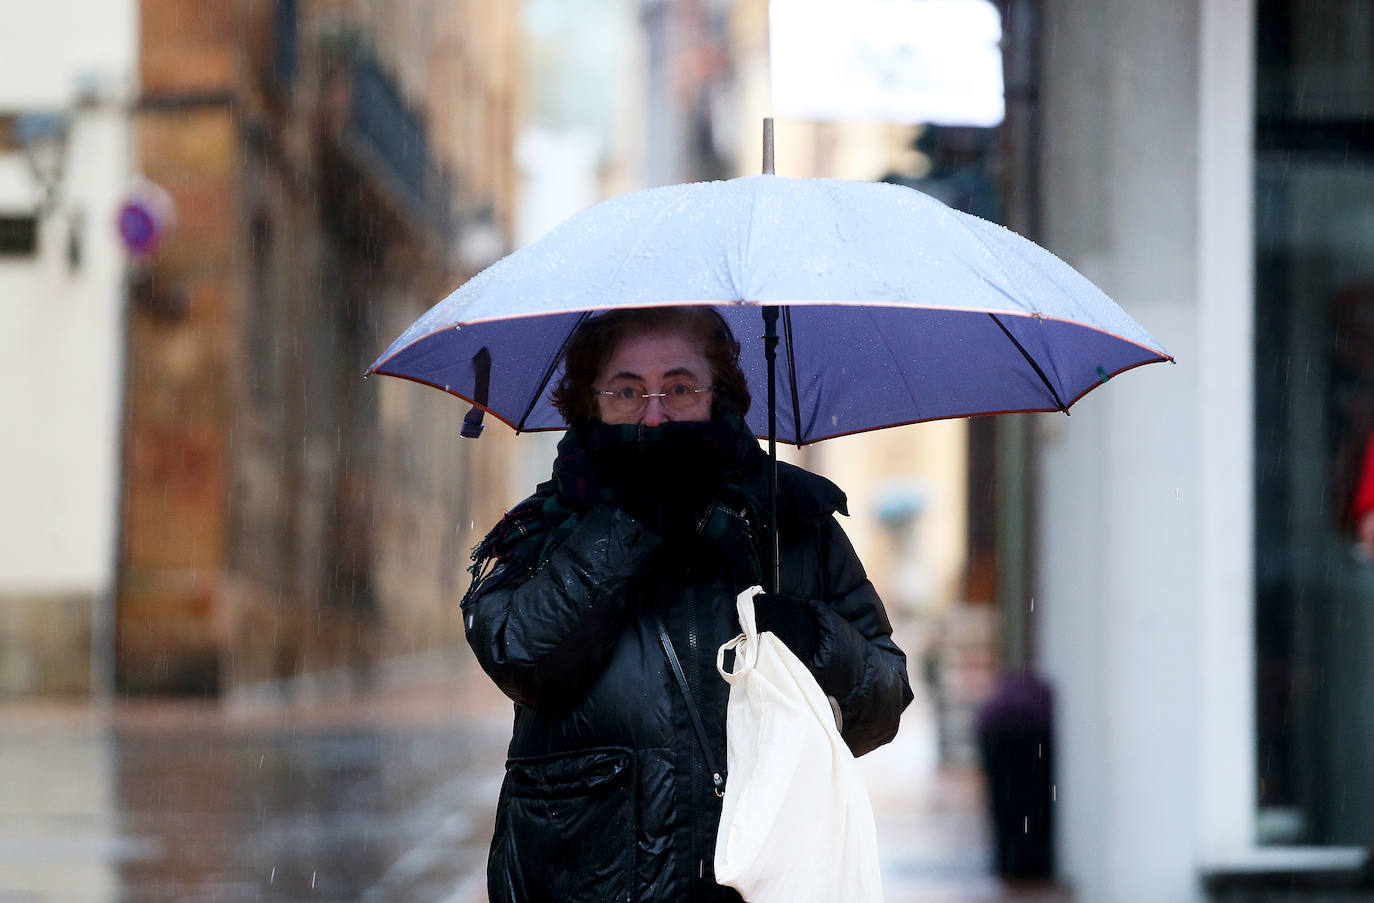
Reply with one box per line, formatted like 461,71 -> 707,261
686,583 -> 704,885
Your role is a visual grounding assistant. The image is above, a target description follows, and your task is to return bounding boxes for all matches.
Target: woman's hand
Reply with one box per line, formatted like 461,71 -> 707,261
464,505 -> 662,710
601,440 -> 716,539
594,443 -> 666,529
753,592 -> 821,661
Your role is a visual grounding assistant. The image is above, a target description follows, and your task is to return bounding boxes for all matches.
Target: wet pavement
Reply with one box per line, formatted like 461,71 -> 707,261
0,650 -> 1070,903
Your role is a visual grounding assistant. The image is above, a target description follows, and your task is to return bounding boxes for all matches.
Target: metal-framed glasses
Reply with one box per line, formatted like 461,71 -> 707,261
593,380 -> 716,418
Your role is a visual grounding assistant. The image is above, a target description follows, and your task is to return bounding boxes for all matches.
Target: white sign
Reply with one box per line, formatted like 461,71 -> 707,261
769,0 -> 1005,127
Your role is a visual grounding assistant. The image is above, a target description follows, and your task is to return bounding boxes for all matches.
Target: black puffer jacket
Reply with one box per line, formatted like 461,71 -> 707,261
464,431 -> 912,903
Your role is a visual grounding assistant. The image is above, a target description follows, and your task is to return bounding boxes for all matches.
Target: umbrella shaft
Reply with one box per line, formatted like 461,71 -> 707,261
763,306 -> 780,593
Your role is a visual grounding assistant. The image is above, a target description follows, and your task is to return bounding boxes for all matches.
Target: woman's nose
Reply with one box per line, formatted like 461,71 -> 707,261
641,394 -> 667,426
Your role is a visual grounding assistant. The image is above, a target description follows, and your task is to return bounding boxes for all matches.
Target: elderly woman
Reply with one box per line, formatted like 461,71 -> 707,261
463,306 -> 912,903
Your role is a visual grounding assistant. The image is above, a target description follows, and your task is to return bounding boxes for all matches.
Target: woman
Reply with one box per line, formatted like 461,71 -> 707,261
463,306 -> 912,903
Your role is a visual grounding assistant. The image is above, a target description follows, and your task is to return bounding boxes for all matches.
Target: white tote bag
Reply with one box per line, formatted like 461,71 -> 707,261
713,585 -> 884,903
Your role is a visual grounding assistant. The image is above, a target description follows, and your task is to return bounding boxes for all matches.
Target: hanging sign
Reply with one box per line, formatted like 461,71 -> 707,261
769,0 -> 1005,127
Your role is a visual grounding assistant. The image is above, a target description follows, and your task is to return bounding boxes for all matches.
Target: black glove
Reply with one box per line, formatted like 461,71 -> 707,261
753,592 -> 820,661
594,443 -> 667,530
601,441 -> 717,541
644,439 -> 718,540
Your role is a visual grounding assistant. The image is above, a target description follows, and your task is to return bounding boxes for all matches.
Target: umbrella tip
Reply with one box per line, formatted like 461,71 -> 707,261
762,118 -> 774,175
461,405 -> 486,438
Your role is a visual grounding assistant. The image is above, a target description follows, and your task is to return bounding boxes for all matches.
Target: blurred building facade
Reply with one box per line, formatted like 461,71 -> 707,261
119,0 -> 521,696
0,0 -> 522,697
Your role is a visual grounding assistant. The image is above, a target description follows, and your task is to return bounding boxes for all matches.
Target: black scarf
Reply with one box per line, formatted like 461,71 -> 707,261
465,415 -> 767,604
552,416 -> 764,509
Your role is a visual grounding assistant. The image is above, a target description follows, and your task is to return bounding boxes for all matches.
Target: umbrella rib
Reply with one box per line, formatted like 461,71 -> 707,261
859,306 -> 924,425
988,313 -> 1068,412
782,305 -> 802,444
515,311 -> 591,432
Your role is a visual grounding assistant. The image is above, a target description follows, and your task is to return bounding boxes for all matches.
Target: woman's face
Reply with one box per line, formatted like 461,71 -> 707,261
594,329 -> 714,426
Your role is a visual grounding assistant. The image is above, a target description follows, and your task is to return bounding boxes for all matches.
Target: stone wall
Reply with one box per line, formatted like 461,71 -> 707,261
119,0 -> 239,691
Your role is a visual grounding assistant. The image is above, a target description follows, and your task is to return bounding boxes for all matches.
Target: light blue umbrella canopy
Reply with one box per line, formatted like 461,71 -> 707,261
369,174 -> 1171,445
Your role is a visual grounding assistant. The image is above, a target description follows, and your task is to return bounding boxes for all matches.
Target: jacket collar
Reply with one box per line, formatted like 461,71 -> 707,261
744,459 -> 849,530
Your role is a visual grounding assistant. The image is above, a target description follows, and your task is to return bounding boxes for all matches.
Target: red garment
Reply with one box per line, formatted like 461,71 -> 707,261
1355,433 -> 1374,522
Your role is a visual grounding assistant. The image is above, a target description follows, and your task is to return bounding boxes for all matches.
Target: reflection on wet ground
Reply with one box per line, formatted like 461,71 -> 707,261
1,661 -> 508,903
0,654 -> 1070,902
110,723 -> 505,901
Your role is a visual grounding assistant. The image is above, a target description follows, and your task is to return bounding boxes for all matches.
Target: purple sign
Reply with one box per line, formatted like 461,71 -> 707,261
117,200 -> 160,255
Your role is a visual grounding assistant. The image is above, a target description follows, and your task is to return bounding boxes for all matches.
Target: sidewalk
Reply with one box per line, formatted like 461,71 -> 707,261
0,650 -> 1069,903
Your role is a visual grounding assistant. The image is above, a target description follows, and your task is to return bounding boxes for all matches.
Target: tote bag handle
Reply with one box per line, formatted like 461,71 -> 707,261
717,584 -> 764,685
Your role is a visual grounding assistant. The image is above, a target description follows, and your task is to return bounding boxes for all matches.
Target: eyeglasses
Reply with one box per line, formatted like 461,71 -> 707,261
593,380 -> 716,418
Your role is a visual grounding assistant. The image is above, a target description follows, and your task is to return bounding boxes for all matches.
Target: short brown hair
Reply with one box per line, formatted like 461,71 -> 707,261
551,307 -> 751,425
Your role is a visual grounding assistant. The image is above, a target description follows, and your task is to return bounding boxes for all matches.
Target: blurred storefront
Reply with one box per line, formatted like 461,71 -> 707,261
1251,1 -> 1374,852
1035,0 -> 1374,900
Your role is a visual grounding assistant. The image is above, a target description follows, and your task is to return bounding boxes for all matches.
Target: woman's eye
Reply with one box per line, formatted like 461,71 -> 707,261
666,382 -> 692,398
616,387 -> 640,401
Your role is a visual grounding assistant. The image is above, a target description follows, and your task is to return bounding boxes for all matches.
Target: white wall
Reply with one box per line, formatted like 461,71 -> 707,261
1034,0 -> 1254,899
0,0 -> 137,109
0,0 -> 137,596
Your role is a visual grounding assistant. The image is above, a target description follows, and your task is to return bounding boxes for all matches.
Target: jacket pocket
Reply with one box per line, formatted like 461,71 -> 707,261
488,747 -> 636,903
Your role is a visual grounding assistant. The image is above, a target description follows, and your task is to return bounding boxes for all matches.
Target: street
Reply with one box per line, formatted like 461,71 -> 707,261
0,650 -> 1068,903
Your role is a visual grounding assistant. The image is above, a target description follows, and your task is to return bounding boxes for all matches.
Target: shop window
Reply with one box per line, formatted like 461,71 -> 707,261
1254,0 -> 1374,846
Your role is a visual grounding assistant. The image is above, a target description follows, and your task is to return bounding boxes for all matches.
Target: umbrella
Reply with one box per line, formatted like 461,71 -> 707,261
368,124 -> 1172,588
